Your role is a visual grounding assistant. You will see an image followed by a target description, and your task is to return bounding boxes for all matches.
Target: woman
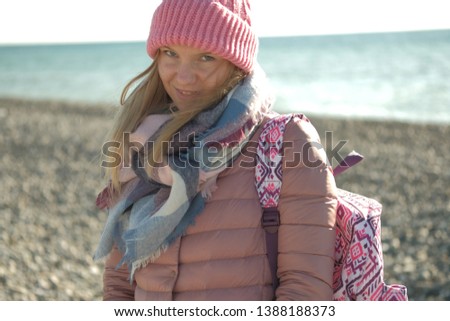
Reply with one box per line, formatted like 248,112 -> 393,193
94,0 -> 337,301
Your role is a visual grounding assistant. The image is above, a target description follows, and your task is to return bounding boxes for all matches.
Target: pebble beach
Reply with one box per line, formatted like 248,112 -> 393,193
0,97 -> 448,301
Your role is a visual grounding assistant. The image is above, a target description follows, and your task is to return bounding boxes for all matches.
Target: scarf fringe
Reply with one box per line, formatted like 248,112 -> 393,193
129,243 -> 169,282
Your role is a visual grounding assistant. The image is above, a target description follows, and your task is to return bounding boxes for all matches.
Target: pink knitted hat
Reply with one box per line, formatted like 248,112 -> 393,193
147,0 -> 258,73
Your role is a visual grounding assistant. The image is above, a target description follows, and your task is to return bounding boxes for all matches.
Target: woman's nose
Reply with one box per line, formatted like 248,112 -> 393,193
176,63 -> 196,85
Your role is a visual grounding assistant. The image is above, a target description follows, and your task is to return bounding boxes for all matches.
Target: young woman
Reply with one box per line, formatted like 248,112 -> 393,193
94,0 -> 337,301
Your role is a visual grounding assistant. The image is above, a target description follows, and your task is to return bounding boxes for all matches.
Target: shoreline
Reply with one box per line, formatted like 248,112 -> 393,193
2,96 -> 449,127
0,97 -> 448,300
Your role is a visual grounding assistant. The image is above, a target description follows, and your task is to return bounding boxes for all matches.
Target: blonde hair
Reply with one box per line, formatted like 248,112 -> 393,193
104,54 -> 246,190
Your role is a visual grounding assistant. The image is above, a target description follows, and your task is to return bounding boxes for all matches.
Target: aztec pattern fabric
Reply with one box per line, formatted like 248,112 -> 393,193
255,113 -> 296,208
256,113 -> 408,301
333,189 -> 408,300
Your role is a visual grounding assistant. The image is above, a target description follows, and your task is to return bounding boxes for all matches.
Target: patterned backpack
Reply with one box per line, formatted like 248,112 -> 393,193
255,113 -> 408,300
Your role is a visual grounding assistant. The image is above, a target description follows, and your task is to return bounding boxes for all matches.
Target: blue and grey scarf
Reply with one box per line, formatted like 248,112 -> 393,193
94,65 -> 273,280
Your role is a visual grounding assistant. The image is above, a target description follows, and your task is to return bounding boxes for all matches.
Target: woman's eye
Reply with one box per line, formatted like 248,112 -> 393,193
201,55 -> 215,62
163,49 -> 177,57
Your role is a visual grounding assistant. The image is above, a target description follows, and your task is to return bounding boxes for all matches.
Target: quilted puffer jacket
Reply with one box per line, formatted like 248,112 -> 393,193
102,116 -> 337,301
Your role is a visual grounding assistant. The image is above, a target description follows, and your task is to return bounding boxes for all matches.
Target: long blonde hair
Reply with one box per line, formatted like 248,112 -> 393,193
104,54 -> 246,190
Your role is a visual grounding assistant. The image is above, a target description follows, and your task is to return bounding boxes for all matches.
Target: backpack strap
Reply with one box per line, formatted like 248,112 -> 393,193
256,113 -> 364,293
255,113 -> 295,291
255,113 -> 294,208
332,150 -> 364,176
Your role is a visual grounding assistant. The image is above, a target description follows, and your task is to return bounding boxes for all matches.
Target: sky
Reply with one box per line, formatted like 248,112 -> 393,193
1,0 -> 450,45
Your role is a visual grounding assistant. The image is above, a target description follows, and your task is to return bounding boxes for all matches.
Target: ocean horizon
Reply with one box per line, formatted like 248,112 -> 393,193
1,29 -> 449,124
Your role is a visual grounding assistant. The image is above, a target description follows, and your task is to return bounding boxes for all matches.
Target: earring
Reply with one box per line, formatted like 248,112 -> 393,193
169,104 -> 178,113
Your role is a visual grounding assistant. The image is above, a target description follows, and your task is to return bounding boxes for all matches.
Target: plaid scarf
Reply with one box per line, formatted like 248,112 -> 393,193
94,65 -> 273,280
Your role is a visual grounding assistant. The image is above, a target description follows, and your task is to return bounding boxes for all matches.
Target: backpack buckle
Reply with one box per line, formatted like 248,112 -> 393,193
261,207 -> 280,234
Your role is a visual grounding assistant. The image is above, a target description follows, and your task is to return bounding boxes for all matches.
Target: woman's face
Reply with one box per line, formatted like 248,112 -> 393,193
157,45 -> 235,111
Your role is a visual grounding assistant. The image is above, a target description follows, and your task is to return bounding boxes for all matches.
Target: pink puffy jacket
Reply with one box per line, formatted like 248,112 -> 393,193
102,116 -> 337,301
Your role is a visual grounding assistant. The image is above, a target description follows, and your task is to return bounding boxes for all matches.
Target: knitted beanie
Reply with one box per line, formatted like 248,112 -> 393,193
147,0 -> 258,73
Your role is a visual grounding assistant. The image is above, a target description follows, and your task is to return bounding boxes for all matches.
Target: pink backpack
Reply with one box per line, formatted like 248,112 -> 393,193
255,113 -> 408,300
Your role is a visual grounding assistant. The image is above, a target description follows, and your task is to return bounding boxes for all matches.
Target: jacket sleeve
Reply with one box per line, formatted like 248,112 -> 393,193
102,245 -> 136,300
276,116 -> 337,301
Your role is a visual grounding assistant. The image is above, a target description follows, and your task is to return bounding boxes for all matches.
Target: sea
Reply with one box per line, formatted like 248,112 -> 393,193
1,29 -> 449,124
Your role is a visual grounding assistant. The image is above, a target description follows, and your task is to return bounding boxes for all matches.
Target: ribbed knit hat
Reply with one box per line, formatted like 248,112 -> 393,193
147,0 -> 258,73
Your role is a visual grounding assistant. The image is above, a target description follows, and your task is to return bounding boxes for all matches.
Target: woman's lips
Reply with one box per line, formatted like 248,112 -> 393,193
175,88 -> 198,99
